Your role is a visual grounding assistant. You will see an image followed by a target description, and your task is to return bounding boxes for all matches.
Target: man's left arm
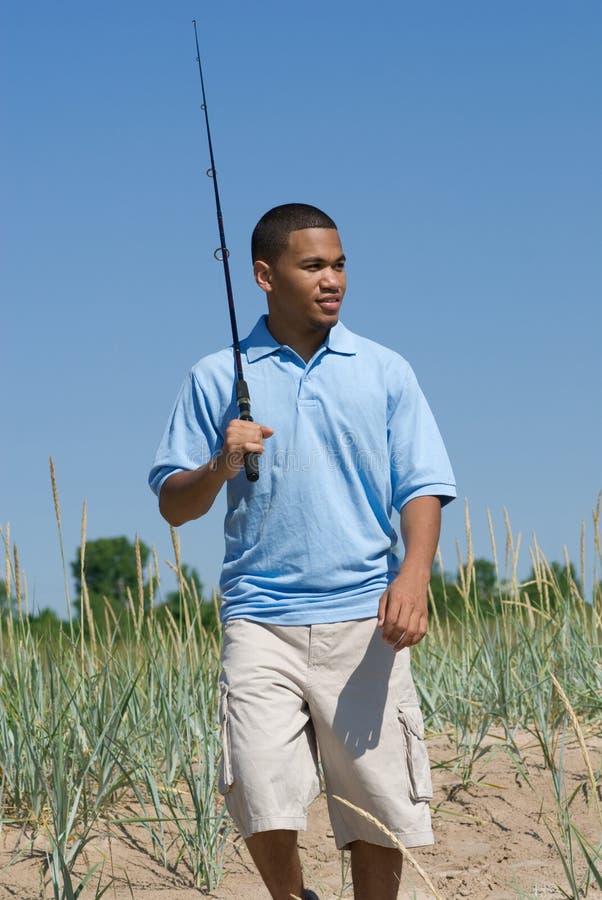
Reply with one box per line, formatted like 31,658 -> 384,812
377,495 -> 442,651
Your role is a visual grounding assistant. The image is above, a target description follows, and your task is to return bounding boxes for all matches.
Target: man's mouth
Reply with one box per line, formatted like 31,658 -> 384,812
316,296 -> 342,309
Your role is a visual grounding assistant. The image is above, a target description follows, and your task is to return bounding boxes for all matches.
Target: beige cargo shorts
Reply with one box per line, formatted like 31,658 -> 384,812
218,616 -> 434,850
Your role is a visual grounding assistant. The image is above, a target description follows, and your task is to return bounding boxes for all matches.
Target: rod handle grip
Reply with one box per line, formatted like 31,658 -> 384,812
243,450 -> 259,482
236,380 -> 260,482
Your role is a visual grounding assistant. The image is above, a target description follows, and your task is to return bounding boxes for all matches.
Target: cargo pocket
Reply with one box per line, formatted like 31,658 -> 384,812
398,705 -> 433,802
218,681 -> 234,794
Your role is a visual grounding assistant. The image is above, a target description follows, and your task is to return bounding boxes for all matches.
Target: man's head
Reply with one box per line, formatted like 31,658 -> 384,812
251,203 -> 337,265
252,204 -> 346,354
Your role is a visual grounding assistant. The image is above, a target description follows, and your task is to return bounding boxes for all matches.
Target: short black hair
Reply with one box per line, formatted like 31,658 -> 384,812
251,203 -> 337,264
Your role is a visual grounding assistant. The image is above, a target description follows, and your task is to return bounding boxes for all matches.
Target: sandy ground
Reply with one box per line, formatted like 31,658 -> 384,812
0,731 -> 600,899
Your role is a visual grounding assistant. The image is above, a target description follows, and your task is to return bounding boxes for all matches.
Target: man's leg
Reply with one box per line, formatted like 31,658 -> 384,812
245,830 -> 304,900
350,841 -> 403,900
220,622 -> 321,897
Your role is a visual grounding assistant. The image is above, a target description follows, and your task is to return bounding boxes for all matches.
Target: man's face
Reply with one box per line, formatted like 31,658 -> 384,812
255,228 -> 347,339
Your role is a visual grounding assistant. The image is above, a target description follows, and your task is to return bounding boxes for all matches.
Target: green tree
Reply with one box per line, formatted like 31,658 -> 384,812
27,607 -> 65,638
160,564 -> 219,633
0,578 -> 15,617
71,536 -> 150,619
521,560 -> 582,610
473,558 -> 497,601
429,557 -> 500,619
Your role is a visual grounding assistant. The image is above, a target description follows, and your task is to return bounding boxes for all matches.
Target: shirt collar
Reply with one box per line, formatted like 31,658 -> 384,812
243,315 -> 356,363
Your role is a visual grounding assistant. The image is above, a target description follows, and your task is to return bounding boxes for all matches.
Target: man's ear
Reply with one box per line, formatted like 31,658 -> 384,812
254,259 -> 272,293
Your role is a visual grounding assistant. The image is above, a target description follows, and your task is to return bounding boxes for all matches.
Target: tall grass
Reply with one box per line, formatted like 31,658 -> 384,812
0,489 -> 600,897
0,507 -> 228,896
415,496 -> 602,897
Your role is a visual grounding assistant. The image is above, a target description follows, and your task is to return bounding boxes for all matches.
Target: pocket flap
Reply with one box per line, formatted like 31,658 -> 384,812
398,706 -> 425,741
218,680 -> 234,794
398,705 -> 432,802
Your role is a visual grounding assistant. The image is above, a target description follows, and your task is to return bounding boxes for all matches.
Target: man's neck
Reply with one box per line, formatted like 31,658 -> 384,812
265,316 -> 330,364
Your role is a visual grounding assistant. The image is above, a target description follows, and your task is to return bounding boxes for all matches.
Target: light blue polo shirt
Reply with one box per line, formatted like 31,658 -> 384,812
149,316 -> 456,624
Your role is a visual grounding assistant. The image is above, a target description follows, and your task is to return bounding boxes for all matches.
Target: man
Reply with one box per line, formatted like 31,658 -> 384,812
149,203 -> 456,900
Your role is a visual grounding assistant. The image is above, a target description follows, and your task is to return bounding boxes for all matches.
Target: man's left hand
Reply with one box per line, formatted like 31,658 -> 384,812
377,566 -> 429,651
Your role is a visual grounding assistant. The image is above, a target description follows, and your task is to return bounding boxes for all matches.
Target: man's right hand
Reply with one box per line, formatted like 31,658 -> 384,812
159,419 -> 274,526
217,420 -> 274,479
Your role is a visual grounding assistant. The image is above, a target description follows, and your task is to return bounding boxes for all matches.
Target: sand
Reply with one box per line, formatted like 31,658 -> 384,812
0,731 -> 599,899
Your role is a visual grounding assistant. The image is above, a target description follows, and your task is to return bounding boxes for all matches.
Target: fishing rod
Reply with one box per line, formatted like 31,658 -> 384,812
192,19 -> 259,482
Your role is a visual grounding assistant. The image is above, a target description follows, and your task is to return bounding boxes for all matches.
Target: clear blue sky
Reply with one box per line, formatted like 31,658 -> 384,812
2,1 -> 601,616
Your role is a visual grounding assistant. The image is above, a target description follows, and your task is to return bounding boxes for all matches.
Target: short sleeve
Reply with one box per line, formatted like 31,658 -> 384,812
148,370 -> 222,497
388,364 -> 456,511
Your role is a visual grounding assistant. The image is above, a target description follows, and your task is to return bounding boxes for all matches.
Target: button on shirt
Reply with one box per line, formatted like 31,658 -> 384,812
149,316 -> 456,624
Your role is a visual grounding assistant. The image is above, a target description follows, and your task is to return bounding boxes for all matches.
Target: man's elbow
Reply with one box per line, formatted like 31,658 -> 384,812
158,496 -> 180,527
160,507 -> 187,528
158,493 -> 208,527
158,488 -> 189,528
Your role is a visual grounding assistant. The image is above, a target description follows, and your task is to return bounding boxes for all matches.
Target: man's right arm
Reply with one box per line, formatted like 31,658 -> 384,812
159,419 -> 274,526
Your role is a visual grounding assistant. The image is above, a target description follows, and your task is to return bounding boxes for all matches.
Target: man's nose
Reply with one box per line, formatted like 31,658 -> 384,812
321,268 -> 344,290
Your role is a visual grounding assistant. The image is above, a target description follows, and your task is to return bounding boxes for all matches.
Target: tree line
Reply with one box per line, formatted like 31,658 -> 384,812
0,535 -> 589,637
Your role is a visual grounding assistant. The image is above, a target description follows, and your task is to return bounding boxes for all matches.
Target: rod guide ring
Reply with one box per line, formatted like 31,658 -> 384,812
214,247 -> 230,260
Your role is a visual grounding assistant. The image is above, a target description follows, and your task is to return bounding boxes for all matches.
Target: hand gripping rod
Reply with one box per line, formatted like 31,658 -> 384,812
192,19 -> 259,482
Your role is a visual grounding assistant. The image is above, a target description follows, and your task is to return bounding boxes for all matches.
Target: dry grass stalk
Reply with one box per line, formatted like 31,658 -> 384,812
486,508 -> 499,580
593,495 -> 601,628
170,526 -> 182,580
503,506 -> 513,582
532,534 -> 552,616
103,604 -> 112,640
580,519 -> 586,602
427,582 -> 443,645
212,589 -> 222,639
49,455 -> 72,622
83,580 -> 97,660
464,498 -> 474,601
169,526 -> 194,636
147,559 -> 155,610
332,795 -> 443,899
163,605 -> 182,652
49,455 -> 61,530
503,598 -> 550,623
3,522 -> 11,604
511,531 -> 522,596
103,595 -> 119,633
13,543 -> 22,621
80,499 -> 88,666
594,491 -> 601,559
529,542 -> 541,594
190,576 -> 204,658
152,545 -> 161,588
521,585 -> 536,630
435,547 -> 447,602
550,673 -> 601,822
454,541 -> 467,607
22,571 -> 30,618
80,499 -> 87,574
563,544 -> 585,619
126,586 -> 137,627
79,499 -> 97,659
135,534 -> 144,635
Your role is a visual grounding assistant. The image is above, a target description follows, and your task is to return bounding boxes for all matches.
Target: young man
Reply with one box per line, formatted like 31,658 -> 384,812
149,204 -> 456,900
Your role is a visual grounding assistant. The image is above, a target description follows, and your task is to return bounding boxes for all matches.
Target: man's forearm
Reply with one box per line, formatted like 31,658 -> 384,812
378,496 -> 442,649
159,461 -> 227,527
399,495 -> 442,577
